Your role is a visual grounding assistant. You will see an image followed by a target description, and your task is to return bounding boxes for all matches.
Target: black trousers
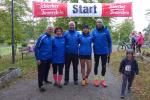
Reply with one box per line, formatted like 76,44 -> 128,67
53,64 -> 64,75
94,54 -> 108,76
64,53 -> 79,82
136,44 -> 142,53
38,60 -> 51,88
131,43 -> 136,53
121,74 -> 135,96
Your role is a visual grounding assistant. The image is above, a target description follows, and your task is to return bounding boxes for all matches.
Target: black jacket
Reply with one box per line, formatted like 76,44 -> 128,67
119,57 -> 139,76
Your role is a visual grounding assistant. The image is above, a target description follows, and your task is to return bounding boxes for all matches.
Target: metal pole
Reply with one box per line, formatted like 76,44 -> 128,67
118,32 -> 120,45
11,0 -> 15,63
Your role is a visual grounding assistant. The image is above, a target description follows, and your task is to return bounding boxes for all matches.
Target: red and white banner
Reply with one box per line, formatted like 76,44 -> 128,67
33,1 -> 67,17
102,2 -> 132,17
33,1 -> 132,17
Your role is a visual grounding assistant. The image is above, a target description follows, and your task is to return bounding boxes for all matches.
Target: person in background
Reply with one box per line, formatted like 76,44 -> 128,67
92,19 -> 112,87
119,49 -> 139,99
34,26 -> 53,92
79,24 -> 93,86
28,40 -> 35,52
130,31 -> 137,53
136,32 -> 144,53
52,27 -> 65,88
64,21 -> 80,85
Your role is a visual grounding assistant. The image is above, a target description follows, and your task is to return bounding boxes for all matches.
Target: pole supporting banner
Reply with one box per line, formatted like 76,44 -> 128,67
11,0 -> 15,64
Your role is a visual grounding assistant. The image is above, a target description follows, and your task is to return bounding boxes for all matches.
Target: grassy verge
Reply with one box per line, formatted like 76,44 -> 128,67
111,51 -> 150,100
0,44 -> 22,56
0,45 -> 11,56
142,48 -> 150,52
0,53 -> 37,78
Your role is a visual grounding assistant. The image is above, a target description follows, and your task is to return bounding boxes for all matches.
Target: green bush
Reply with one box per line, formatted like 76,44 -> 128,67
21,42 -> 27,47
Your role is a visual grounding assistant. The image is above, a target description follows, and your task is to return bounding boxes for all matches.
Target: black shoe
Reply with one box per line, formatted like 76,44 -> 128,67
120,96 -> 125,99
39,87 -> 46,92
64,81 -> 69,85
128,87 -> 131,93
54,83 -> 58,87
58,84 -> 63,88
74,81 -> 78,85
44,81 -> 52,84
128,89 -> 131,93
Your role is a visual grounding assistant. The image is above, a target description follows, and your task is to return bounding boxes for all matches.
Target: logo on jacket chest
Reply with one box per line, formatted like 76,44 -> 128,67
95,32 -> 106,38
43,37 -> 51,45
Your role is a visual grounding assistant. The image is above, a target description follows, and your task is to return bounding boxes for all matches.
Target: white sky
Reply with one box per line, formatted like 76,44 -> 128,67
29,0 -> 150,32
115,0 -> 150,32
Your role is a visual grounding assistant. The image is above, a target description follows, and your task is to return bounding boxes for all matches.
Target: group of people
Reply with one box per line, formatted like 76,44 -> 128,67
34,19 -> 112,92
34,18 -> 139,99
130,31 -> 144,53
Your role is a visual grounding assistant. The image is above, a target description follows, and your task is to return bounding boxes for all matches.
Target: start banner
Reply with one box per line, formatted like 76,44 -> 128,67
102,2 -> 132,17
33,1 -> 132,17
33,2 -> 67,17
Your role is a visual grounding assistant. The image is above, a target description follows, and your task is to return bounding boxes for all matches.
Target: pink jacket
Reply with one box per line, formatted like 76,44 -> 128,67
137,34 -> 144,45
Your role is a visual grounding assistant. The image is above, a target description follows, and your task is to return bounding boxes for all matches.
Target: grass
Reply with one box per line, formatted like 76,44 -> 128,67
0,44 -> 37,78
0,45 -> 11,56
142,48 -> 150,52
0,53 -> 37,78
0,44 -> 22,56
110,51 -> 150,100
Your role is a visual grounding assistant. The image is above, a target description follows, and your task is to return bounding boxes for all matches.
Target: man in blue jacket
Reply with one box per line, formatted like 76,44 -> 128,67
92,19 -> 112,87
64,21 -> 80,85
34,26 -> 53,92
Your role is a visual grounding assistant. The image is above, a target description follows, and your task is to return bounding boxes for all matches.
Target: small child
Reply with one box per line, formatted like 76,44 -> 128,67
119,49 -> 139,99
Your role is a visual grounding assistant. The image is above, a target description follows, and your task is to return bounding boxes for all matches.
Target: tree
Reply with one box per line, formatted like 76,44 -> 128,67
145,9 -> 150,16
143,23 -> 150,41
113,19 -> 134,43
0,0 -> 31,44
34,18 -> 48,38
0,0 -> 32,57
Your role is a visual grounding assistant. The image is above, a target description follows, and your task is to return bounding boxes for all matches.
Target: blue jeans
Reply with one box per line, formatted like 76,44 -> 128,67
121,74 -> 134,96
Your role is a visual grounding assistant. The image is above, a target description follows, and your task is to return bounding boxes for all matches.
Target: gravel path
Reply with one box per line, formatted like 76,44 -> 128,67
0,64 -> 135,100
0,46 -> 135,100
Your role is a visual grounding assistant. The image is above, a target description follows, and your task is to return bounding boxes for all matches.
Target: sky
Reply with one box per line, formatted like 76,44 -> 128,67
29,0 -> 150,32
115,0 -> 150,32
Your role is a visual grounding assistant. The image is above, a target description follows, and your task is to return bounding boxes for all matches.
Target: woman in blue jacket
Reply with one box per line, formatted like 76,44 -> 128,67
92,19 -> 112,87
52,27 -> 65,88
79,24 -> 93,86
